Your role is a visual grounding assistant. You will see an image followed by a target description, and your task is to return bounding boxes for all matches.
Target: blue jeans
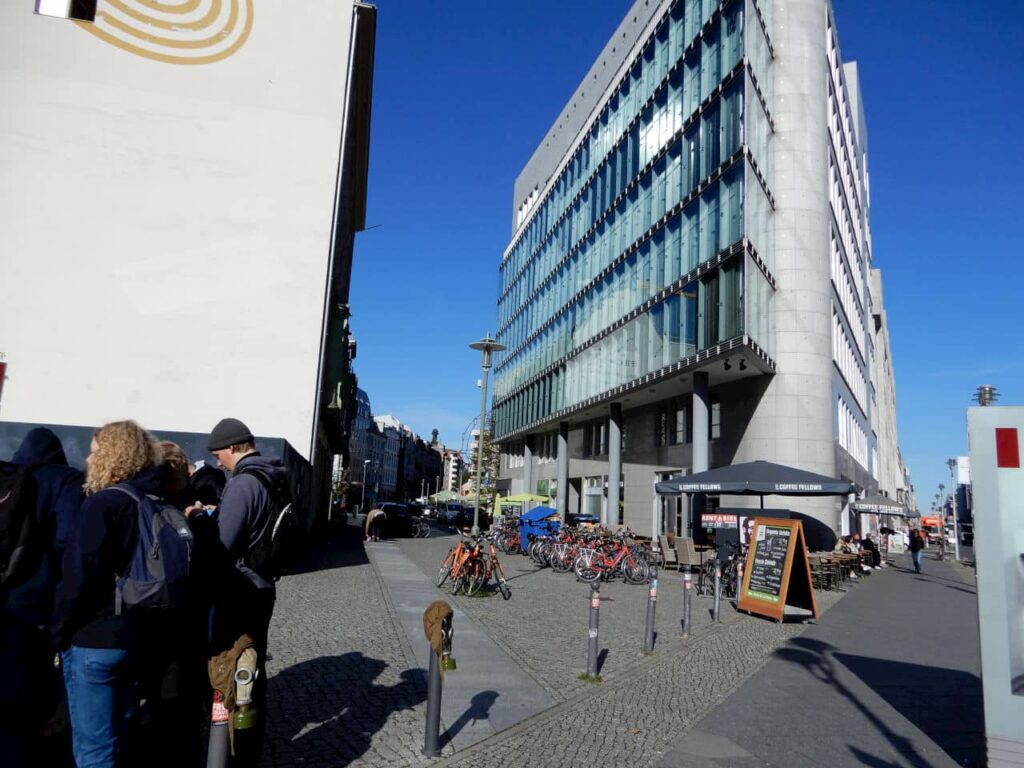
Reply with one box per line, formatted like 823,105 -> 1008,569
61,646 -> 134,768
912,550 -> 923,572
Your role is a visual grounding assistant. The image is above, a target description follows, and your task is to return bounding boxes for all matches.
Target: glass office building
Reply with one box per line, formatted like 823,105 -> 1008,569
492,0 -> 907,537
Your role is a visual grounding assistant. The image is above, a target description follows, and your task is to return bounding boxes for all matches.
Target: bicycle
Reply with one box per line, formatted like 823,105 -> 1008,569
410,516 -> 431,539
468,533 -> 512,600
436,530 -> 471,588
573,536 -> 650,584
697,541 -> 743,598
935,538 -> 947,561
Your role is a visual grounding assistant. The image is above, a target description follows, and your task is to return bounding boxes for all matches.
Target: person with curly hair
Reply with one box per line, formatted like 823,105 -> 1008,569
52,420 -> 164,768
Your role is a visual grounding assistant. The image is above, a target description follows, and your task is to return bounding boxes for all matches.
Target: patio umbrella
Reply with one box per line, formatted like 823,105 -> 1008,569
655,460 -> 857,502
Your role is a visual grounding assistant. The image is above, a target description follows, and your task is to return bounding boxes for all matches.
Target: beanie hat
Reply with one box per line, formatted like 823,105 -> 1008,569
207,418 -> 255,451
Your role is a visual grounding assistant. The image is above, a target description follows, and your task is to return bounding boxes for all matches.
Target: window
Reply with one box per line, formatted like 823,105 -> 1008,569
583,422 -> 608,457
35,0 -> 96,21
710,397 -> 721,440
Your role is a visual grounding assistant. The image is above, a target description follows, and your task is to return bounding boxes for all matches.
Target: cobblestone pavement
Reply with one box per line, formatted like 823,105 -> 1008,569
260,520 -> 848,767
397,526 -> 841,701
260,527 -> 430,768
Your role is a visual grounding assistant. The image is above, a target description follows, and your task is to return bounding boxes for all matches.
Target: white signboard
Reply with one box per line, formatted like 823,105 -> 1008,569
968,406 -> 1024,764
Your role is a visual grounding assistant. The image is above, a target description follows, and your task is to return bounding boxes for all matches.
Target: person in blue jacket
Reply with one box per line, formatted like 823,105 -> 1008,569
0,427 -> 84,767
51,420 -> 163,768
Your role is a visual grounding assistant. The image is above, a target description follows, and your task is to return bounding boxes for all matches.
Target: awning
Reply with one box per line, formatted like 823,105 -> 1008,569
655,460 -> 857,497
520,506 -> 559,523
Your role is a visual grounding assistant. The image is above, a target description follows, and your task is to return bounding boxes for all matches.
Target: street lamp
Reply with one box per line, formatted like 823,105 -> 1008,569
361,459 -> 370,513
469,334 -> 506,535
947,458 -> 961,560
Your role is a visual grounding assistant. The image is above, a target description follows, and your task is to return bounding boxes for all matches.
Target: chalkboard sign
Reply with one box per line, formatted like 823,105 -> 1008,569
736,518 -> 818,622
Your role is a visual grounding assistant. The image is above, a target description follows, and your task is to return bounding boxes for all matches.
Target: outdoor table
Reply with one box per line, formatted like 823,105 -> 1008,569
695,544 -> 714,591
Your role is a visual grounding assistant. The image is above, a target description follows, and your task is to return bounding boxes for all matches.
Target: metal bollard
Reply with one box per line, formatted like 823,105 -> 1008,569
587,582 -> 601,677
682,571 -> 693,638
712,562 -> 722,622
423,649 -> 442,757
644,573 -> 658,653
206,689 -> 230,768
736,559 -> 744,600
423,604 -> 454,758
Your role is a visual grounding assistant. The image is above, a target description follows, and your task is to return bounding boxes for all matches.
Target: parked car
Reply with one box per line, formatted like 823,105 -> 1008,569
377,503 -> 416,537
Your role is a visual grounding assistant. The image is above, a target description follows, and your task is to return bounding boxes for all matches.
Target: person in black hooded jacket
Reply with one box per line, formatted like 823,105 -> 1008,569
1,428 -> 84,768
52,420 -> 165,768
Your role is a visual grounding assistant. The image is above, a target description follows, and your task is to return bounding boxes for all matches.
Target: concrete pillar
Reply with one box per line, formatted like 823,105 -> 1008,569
607,403 -> 622,528
522,435 -> 534,496
692,372 -> 710,473
556,421 -> 569,518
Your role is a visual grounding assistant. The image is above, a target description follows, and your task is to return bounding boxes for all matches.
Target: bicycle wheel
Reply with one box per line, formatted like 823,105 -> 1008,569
623,556 -> 650,585
436,551 -> 453,587
418,519 -> 431,538
450,571 -> 466,595
574,555 -> 601,583
465,558 -> 487,597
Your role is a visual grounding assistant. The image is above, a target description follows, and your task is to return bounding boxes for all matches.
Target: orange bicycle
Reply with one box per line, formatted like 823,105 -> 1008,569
469,533 -> 512,600
437,530 -> 472,588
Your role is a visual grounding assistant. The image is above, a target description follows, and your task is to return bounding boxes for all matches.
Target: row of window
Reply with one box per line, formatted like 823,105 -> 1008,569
494,258 -> 744,437
501,0 -> 745,305
830,230 -> 864,358
832,310 -> 867,416
837,395 -> 868,471
496,161 -> 745,390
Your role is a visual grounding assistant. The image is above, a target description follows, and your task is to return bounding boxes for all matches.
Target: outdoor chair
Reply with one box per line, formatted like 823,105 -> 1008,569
658,535 -> 679,570
675,537 -> 703,573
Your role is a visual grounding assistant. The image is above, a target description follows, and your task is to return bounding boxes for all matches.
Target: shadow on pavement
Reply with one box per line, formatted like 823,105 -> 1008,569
834,651 -> 984,768
263,652 -> 425,768
443,690 -> 499,744
290,520 -> 371,575
847,745 -> 904,767
775,638 -> 946,768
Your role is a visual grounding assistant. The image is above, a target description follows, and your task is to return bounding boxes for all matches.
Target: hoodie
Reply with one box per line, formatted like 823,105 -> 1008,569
216,453 -> 288,590
4,428 -> 84,626
51,464 -> 166,649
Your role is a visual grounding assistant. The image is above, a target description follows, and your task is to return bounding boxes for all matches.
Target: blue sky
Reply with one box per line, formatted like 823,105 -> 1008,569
349,1 -> 1023,506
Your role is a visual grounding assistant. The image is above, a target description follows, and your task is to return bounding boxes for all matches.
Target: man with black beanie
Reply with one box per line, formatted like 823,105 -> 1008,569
207,417 -> 288,766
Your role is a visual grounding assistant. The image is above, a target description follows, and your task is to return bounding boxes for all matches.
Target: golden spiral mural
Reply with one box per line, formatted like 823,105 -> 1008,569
77,0 -> 253,65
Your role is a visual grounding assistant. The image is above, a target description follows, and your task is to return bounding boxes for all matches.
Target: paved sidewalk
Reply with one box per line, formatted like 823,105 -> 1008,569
365,540 -> 557,753
659,554 -> 984,767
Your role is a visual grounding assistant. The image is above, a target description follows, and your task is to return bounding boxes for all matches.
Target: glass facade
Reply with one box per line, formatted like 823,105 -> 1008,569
494,0 -> 774,439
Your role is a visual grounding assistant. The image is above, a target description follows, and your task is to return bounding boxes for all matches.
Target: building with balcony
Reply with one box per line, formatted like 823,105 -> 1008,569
492,0 -> 904,538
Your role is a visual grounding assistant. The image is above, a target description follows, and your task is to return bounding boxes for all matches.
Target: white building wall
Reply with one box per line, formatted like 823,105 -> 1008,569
0,2 -> 357,458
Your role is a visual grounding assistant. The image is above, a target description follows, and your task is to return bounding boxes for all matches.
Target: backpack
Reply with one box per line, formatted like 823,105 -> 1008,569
0,461 -> 38,598
237,467 -> 301,581
110,484 -> 194,614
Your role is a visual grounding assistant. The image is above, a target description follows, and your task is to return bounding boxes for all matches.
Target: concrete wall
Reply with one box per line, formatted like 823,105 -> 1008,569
0,2 -> 357,460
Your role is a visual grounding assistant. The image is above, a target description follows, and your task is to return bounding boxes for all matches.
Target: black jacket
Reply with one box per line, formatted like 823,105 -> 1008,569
51,465 -> 165,650
216,453 -> 287,590
4,428 -> 84,627
908,532 -> 924,552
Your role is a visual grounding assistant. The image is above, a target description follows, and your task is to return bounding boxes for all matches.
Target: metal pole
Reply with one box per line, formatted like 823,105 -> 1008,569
361,461 -> 368,512
206,690 -> 230,768
712,562 -> 722,622
423,648 -> 442,757
948,459 -> 961,561
682,571 -> 692,638
587,582 -> 600,677
644,572 -> 658,653
473,364 -> 489,536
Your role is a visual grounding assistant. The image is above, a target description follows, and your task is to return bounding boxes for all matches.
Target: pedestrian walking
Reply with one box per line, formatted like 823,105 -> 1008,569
206,417 -> 288,767
51,420 -> 166,768
1,427 -> 84,768
909,527 -> 925,573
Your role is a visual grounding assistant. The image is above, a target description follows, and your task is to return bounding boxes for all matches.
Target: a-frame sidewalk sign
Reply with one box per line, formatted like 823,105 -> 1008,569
736,517 -> 819,623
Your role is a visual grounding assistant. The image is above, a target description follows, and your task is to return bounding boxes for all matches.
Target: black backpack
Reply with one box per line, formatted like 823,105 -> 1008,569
238,468 -> 302,580
0,461 -> 39,600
